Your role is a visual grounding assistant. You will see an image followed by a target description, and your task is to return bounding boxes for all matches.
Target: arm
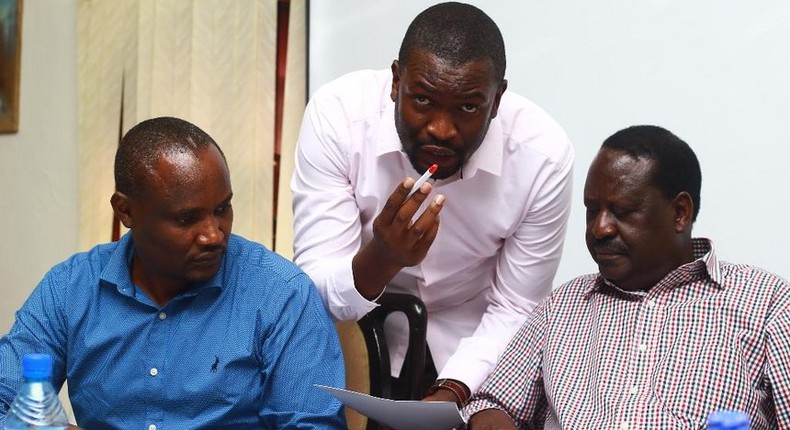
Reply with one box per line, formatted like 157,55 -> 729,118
257,273 -> 347,429
464,300 -> 551,429
467,409 -> 518,430
0,268 -> 69,426
766,281 -> 790,428
291,96 -> 443,319
441,143 -> 574,392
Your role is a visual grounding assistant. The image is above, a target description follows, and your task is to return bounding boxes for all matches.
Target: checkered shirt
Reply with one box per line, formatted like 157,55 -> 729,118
464,238 -> 790,429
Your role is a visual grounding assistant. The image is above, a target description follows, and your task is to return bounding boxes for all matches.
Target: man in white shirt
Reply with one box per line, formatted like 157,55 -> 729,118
291,1 -> 574,405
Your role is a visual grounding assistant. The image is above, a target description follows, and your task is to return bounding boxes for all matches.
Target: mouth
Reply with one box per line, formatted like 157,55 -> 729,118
591,245 -> 627,262
417,146 -> 460,174
191,250 -> 225,267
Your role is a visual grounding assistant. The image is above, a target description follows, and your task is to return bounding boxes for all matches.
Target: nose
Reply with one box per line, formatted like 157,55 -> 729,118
589,209 -> 617,240
426,110 -> 458,142
197,217 -> 224,247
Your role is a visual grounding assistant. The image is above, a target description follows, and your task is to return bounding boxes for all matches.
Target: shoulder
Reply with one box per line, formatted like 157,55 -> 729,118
547,273 -> 600,308
45,241 -> 119,284
718,261 -> 790,313
308,69 -> 393,120
224,235 -> 317,297
496,90 -> 574,167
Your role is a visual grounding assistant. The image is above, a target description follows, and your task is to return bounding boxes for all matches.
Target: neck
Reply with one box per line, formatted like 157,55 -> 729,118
131,257 -> 189,307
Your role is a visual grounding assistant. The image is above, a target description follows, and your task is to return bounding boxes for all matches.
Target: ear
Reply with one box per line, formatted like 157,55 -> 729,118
111,191 -> 134,229
490,79 -> 508,120
672,191 -> 694,233
390,59 -> 401,102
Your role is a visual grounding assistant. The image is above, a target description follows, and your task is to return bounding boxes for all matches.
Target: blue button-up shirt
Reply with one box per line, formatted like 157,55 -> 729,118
0,233 -> 346,429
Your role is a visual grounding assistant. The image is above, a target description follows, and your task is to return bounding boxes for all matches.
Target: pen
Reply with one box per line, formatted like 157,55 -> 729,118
406,164 -> 438,199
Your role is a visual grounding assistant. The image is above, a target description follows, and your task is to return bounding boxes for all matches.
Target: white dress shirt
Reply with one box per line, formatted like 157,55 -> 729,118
291,69 -> 574,392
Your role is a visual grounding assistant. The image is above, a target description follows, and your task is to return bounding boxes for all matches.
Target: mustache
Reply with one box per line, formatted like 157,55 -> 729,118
591,240 -> 627,254
416,141 -> 459,155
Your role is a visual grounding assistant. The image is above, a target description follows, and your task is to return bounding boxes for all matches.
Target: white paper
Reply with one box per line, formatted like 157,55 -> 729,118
317,385 -> 466,430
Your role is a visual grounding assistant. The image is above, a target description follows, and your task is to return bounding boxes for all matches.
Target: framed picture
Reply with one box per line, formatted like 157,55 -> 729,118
0,0 -> 22,134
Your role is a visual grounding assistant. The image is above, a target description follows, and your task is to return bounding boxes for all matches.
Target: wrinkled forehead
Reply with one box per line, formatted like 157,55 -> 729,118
585,148 -> 657,194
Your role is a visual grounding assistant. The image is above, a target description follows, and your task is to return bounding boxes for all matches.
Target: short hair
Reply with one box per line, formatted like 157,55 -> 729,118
602,125 -> 702,222
114,116 -> 225,198
398,2 -> 506,82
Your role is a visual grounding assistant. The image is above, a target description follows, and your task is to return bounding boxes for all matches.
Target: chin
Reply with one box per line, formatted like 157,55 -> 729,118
188,267 -> 221,283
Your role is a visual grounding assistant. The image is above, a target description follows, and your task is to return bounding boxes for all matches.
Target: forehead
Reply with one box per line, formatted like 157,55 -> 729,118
142,146 -> 229,200
584,148 -> 657,197
401,50 -> 497,95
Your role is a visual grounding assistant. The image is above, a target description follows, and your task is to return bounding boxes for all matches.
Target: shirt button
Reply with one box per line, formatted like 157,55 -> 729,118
620,421 -> 630,430
638,343 -> 648,352
150,367 -> 158,376
158,312 -> 167,320
647,299 -> 657,308
629,386 -> 638,395
148,425 -> 157,430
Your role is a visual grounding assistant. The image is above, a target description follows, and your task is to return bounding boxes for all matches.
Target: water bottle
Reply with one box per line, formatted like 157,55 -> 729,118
707,409 -> 749,430
4,353 -> 68,430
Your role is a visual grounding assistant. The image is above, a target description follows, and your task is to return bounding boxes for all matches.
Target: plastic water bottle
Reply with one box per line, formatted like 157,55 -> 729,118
707,410 -> 749,430
4,353 -> 68,430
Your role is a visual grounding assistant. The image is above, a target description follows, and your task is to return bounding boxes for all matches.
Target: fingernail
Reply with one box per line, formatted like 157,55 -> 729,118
435,194 -> 445,205
403,178 -> 415,188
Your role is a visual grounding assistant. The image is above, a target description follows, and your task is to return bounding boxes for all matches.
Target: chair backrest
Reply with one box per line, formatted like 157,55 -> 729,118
336,292 -> 428,430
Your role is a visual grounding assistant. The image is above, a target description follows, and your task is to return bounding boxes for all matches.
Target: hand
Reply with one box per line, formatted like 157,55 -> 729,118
371,177 -> 444,267
423,387 -> 459,404
467,409 -> 518,430
353,178 -> 445,299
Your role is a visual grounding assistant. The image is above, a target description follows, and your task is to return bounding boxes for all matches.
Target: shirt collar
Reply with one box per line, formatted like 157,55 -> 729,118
376,97 -> 505,179
584,237 -> 722,297
100,233 -> 225,300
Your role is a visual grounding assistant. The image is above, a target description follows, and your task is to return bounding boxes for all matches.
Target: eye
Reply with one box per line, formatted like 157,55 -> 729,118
611,207 -> 634,218
585,207 -> 599,221
414,95 -> 430,106
460,103 -> 480,113
215,203 -> 232,215
177,215 -> 198,226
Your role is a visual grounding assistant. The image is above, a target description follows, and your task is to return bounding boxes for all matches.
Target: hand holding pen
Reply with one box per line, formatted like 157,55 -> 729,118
351,165 -> 446,300
406,164 -> 438,199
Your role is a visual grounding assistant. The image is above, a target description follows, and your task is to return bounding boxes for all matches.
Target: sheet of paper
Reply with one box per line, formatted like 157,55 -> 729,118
317,385 -> 465,430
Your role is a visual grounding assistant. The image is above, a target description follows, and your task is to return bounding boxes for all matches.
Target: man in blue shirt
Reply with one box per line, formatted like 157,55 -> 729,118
0,117 -> 347,429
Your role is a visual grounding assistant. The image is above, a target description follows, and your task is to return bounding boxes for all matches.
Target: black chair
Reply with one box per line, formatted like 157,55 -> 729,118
357,292 -> 428,426
335,292 -> 428,430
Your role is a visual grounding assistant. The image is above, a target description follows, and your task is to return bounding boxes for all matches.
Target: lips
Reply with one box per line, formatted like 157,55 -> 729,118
191,250 -> 224,266
421,145 -> 457,157
591,244 -> 627,262
417,146 -> 460,173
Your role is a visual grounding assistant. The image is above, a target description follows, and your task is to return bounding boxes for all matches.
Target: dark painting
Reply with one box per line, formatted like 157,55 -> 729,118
0,0 -> 22,133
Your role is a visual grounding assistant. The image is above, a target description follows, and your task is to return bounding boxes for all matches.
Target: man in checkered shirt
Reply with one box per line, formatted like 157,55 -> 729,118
464,125 -> 790,429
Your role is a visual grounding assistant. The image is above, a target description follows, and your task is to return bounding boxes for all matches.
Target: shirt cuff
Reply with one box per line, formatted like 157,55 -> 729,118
324,255 -> 379,321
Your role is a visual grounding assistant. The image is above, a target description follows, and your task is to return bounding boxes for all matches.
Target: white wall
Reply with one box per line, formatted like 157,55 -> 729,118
308,0 -> 790,284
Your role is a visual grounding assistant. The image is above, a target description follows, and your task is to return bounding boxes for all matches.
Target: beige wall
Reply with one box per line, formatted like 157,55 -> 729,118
0,0 -> 78,419
0,0 -> 78,333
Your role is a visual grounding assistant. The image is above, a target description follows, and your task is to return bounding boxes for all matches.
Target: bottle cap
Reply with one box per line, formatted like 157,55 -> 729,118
707,410 -> 749,430
22,353 -> 53,379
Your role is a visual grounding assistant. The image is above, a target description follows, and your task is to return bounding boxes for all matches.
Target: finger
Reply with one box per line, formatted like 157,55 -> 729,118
409,194 -> 444,249
392,181 -> 434,228
377,178 -> 416,224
